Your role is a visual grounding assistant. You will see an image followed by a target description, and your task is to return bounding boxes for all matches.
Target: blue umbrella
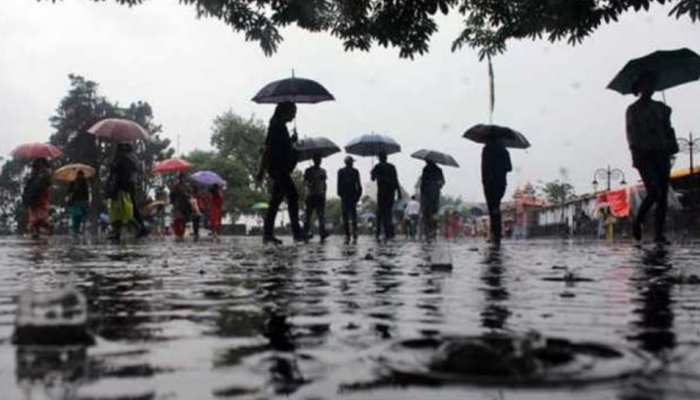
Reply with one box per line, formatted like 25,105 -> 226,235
191,171 -> 226,187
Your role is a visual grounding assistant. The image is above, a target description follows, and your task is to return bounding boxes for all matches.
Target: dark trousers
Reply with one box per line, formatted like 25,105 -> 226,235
376,195 -> 395,239
407,215 -> 419,238
192,215 -> 201,238
484,181 -> 506,241
264,173 -> 301,238
341,198 -> 358,239
635,154 -> 672,239
304,195 -> 326,236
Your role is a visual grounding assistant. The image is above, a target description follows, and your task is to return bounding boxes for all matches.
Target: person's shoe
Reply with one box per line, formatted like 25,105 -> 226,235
263,236 -> 283,245
344,236 -> 351,245
320,232 -> 329,243
632,220 -> 642,241
352,235 -> 358,244
107,233 -> 120,243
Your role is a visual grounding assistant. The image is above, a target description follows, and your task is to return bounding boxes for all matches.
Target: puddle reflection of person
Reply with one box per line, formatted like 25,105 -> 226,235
480,247 -> 510,331
628,247 -> 676,355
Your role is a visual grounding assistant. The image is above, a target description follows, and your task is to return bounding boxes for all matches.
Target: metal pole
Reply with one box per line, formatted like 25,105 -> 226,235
690,132 -> 694,178
607,165 -> 611,192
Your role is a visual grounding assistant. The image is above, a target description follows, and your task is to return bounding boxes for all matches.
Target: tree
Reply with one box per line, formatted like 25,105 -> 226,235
185,149 -> 266,222
209,111 -> 266,183
0,157 -> 28,233
541,180 -> 576,205
185,110 -> 269,221
43,1 -> 700,59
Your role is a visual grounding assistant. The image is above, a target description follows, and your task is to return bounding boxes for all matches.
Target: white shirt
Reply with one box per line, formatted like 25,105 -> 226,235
405,199 -> 420,216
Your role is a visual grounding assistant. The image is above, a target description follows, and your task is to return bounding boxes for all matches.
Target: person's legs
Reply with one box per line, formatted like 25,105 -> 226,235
317,196 -> 327,240
375,204 -> 383,239
384,199 -> 395,239
635,161 -> 661,240
264,178 -> 283,240
653,157 -> 672,241
341,199 -> 351,241
280,175 -> 302,239
350,203 -> 358,241
304,196 -> 314,237
485,183 -> 504,243
192,215 -> 200,240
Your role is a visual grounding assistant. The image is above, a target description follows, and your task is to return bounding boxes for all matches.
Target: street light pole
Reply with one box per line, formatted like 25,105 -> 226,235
678,132 -> 700,176
592,165 -> 626,192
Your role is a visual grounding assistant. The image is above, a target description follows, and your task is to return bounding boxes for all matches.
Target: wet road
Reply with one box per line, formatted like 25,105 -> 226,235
1,236 -> 700,399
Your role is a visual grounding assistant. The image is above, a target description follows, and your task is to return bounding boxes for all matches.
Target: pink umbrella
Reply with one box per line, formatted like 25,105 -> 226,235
87,118 -> 149,142
11,143 -> 63,160
153,158 -> 192,174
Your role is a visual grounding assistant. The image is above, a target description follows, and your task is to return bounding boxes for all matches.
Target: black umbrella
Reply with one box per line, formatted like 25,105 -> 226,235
411,149 -> 459,167
463,124 -> 530,149
252,74 -> 335,104
345,133 -> 401,157
607,48 -> 700,95
294,137 -> 340,162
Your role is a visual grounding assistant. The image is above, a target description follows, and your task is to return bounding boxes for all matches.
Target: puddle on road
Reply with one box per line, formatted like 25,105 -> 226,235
0,237 -> 699,399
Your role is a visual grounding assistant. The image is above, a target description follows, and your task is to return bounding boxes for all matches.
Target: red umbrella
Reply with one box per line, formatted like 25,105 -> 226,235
11,143 -> 63,160
153,158 -> 192,174
87,118 -> 149,142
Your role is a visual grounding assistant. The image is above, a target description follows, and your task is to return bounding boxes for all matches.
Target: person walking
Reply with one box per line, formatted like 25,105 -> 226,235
105,143 -> 148,241
190,185 -> 209,241
22,158 -> 53,239
105,144 -> 138,241
256,102 -> 304,245
481,136 -> 512,246
303,155 -> 329,243
170,173 -> 192,241
337,156 -> 362,244
154,186 -> 168,237
66,170 -> 90,237
419,160 -> 445,241
371,152 -> 401,241
405,195 -> 420,239
209,184 -> 224,241
626,72 -> 678,244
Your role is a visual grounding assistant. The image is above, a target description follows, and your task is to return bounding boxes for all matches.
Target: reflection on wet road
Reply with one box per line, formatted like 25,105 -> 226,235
1,237 -> 700,399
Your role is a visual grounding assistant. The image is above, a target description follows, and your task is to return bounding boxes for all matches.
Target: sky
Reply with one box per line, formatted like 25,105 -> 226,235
1,0 -> 698,202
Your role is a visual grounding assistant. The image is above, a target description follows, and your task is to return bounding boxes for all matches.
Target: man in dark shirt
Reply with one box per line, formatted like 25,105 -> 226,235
371,152 -> 401,241
481,137 -> 512,245
419,160 -> 445,241
256,101 -> 303,244
337,156 -> 362,244
303,155 -> 328,242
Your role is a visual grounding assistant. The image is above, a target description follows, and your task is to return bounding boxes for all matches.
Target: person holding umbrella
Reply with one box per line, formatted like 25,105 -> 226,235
22,158 -> 53,239
371,152 -> 402,241
256,101 -> 304,245
209,184 -> 224,241
419,161 -> 445,241
170,173 -> 193,241
626,72 -> 678,244
105,143 -> 146,241
65,170 -> 91,237
303,154 -> 329,243
337,156 -> 362,244
481,136 -> 512,246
